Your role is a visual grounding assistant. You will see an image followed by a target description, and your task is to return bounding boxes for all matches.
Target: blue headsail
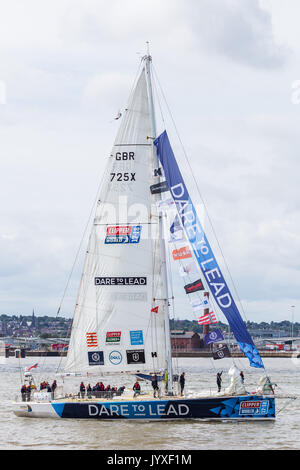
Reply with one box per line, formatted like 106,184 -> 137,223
154,131 -> 264,369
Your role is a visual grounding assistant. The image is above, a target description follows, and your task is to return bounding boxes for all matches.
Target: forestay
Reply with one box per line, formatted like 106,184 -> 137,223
65,68 -> 167,374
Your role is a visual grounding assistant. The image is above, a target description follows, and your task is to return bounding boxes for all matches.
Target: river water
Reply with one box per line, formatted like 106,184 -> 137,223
1,356 -> 299,450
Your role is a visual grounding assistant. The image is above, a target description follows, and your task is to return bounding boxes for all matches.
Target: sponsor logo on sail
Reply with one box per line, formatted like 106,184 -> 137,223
130,330 -> 144,346
88,351 -> 104,366
86,332 -> 98,348
105,225 -> 142,244
95,277 -> 147,286
109,350 -> 122,365
106,331 -> 121,344
126,349 -> 145,364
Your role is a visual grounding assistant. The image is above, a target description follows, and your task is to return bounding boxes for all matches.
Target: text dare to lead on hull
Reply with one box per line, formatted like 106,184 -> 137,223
88,402 -> 190,418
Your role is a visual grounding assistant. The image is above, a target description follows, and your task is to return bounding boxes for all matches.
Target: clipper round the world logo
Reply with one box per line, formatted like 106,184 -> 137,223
105,225 -> 142,244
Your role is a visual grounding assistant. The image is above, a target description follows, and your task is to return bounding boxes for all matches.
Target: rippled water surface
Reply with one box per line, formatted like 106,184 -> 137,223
1,356 -> 299,450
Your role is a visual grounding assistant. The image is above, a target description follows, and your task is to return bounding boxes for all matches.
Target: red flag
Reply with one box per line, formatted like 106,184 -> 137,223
151,306 -> 159,314
26,363 -> 38,372
172,246 -> 192,261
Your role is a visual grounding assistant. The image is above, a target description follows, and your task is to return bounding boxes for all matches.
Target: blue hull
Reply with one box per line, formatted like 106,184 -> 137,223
51,395 -> 275,420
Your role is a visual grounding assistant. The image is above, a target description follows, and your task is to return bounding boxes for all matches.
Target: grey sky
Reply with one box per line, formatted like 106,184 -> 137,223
0,0 -> 299,324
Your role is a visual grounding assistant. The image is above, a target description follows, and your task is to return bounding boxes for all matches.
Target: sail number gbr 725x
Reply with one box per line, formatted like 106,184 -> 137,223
110,172 -> 136,182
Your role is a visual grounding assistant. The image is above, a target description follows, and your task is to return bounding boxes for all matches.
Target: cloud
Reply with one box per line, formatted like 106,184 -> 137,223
0,0 -> 298,324
187,0 -> 288,68
83,72 -> 134,112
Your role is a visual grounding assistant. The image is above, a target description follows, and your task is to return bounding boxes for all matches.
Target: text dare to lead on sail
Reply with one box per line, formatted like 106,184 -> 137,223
94,277 -> 147,286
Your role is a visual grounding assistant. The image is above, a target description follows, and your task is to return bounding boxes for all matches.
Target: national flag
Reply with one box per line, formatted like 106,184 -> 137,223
204,329 -> 224,345
151,306 -> 159,314
191,296 -> 210,310
150,181 -> 169,194
114,111 -> 122,120
170,214 -> 182,234
169,230 -> 184,243
184,279 -> 204,294
86,332 -> 98,348
179,264 -> 189,277
172,246 -> 192,261
213,344 -> 231,360
156,197 -> 174,211
197,311 -> 218,325
179,262 -> 198,277
26,363 -> 38,372
191,300 -> 203,312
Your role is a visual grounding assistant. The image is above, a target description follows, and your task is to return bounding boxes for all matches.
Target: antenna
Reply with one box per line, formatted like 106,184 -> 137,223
146,41 -> 150,57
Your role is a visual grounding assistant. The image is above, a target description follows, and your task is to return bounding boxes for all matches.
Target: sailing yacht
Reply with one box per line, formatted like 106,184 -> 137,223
13,53 -> 275,420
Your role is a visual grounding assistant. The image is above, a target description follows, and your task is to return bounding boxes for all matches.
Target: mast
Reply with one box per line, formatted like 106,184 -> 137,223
144,51 -> 174,395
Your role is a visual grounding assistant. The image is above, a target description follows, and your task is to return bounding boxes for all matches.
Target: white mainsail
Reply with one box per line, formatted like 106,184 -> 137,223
65,65 -> 169,375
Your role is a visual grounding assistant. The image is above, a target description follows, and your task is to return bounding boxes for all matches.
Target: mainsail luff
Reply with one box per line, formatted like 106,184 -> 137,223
65,65 -> 169,375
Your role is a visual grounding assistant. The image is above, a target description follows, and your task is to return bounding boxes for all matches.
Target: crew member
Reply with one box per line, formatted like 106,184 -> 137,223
152,374 -> 159,398
51,380 -> 57,399
179,372 -> 185,396
26,384 -> 32,402
117,386 -> 125,396
21,384 -> 27,402
133,381 -> 141,398
217,371 -> 223,393
79,382 -> 85,398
